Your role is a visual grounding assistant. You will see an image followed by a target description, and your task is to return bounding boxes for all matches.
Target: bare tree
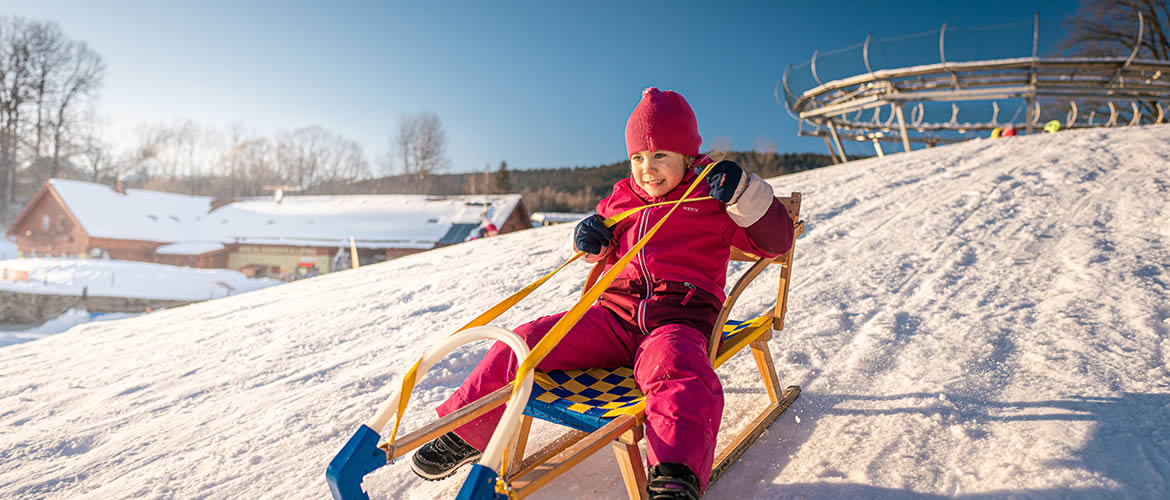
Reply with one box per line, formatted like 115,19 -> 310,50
76,113 -> 116,182
275,125 -> 368,191
131,120 -> 223,184
1062,0 -> 1169,59
220,123 -> 261,197
27,20 -> 65,162
45,40 -> 104,180
0,17 -> 36,208
235,138 -> 280,196
708,136 -> 734,155
1061,0 -> 1169,122
0,17 -> 104,207
386,111 -> 450,182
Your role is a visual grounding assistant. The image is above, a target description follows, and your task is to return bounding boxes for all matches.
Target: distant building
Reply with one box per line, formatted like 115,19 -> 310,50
530,212 -> 591,227
6,179 -> 531,280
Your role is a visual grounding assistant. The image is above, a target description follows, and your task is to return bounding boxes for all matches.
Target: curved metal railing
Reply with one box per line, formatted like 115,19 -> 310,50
780,13 -> 1170,161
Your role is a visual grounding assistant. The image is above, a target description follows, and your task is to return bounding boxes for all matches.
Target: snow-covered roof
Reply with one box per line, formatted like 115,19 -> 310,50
209,194 -> 522,249
44,179 -> 523,251
49,179 -> 216,242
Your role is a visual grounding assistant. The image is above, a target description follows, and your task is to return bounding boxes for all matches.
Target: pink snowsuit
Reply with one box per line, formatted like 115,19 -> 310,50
437,169 -> 794,492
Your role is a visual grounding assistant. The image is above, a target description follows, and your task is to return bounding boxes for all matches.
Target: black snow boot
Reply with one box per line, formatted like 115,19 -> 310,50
647,462 -> 701,500
410,431 -> 483,480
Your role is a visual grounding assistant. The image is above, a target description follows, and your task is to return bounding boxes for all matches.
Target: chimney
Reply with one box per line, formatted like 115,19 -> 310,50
115,179 -> 126,195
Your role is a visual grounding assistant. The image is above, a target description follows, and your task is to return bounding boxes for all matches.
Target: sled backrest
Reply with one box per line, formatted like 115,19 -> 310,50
582,193 -> 804,360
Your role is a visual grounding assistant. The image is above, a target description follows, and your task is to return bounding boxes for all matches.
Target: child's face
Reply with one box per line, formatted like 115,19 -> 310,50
630,150 -> 689,197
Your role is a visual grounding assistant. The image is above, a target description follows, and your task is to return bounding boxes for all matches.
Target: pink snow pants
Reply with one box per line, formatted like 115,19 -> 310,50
436,305 -> 723,492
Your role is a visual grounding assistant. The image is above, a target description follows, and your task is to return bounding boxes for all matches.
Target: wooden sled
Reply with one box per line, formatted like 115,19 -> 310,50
379,193 -> 804,499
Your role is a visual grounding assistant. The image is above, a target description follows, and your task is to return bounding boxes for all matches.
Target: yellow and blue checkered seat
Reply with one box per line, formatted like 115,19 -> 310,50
523,317 -> 768,432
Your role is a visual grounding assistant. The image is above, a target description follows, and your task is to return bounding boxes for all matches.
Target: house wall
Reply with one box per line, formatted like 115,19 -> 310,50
87,237 -> 166,262
227,245 -> 334,280
499,201 -> 533,234
382,248 -> 427,260
10,195 -> 90,257
154,251 -> 230,269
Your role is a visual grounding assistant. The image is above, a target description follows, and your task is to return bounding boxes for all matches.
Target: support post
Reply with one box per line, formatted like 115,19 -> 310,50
872,137 -> 884,158
825,123 -> 848,164
1025,97 -> 1035,135
823,137 -> 841,165
350,236 -> 360,269
894,105 -> 912,153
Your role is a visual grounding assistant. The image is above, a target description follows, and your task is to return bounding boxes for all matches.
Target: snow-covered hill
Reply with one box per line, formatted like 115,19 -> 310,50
2,126 -> 1168,499
0,258 -> 282,301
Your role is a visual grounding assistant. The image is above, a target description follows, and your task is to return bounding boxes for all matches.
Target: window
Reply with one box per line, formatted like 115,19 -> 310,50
42,215 -> 50,230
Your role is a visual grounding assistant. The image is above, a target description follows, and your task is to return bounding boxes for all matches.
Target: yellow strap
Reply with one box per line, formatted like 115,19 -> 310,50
386,168 -> 717,447
511,166 -> 713,390
603,196 -> 713,227
386,253 -> 584,444
497,163 -> 718,478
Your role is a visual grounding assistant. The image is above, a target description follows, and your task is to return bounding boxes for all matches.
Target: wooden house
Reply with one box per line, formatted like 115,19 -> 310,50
6,179 -> 531,280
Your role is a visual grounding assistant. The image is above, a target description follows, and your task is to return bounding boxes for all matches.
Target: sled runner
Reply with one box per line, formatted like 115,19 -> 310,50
326,166 -> 803,500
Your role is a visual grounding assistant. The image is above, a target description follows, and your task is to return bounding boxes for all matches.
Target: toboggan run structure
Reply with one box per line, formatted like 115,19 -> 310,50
780,13 -> 1170,162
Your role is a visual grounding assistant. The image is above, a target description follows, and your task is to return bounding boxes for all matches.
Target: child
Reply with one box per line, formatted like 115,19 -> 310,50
412,88 -> 795,499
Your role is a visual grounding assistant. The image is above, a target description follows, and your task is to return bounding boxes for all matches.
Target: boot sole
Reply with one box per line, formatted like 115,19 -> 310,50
410,453 -> 483,481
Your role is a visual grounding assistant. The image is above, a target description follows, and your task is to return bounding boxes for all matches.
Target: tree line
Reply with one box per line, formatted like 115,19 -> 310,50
349,151 -> 840,213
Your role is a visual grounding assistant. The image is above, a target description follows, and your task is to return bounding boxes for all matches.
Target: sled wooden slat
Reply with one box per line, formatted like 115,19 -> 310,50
708,385 -> 801,486
381,385 -> 511,460
510,415 -> 534,473
509,426 -> 589,480
510,414 -> 640,497
612,438 -> 650,500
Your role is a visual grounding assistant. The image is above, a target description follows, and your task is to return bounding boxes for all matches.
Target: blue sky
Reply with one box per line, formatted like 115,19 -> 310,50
7,1 -> 1082,173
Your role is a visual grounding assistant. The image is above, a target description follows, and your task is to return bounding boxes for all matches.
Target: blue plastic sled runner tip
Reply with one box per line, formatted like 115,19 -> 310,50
456,464 -> 509,500
326,425 -> 389,500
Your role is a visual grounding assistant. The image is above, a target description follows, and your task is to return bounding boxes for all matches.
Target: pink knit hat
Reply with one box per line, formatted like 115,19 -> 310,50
625,87 -> 702,157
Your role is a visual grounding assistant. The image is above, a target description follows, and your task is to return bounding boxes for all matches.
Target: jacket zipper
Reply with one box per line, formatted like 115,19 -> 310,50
681,282 -> 696,306
635,204 -> 653,335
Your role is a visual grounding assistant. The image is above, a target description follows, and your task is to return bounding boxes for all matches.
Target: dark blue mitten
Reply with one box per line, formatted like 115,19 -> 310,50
574,215 -> 613,255
701,160 -> 744,203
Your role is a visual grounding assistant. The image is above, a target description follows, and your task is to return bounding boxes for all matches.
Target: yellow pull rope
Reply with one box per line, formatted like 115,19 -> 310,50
511,162 -> 715,393
496,163 -> 718,478
386,164 -> 718,447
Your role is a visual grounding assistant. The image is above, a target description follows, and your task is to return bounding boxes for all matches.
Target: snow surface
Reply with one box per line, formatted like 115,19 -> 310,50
0,309 -> 139,348
2,125 -> 1169,499
0,258 -> 283,301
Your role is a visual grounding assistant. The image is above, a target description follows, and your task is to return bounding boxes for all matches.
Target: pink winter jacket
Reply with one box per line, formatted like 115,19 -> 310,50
594,169 -> 794,336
